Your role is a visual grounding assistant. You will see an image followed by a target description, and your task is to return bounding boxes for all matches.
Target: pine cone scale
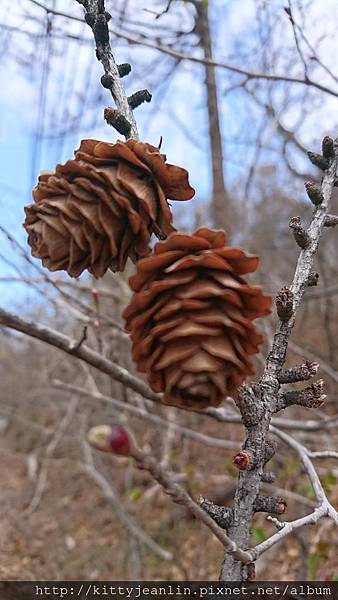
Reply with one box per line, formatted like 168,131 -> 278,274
24,139 -> 194,278
123,228 -> 271,410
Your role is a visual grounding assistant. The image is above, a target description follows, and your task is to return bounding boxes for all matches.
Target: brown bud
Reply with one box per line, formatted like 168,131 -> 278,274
289,216 -> 310,249
276,287 -> 294,321
322,136 -> 334,159
307,271 -> 319,287
128,90 -> 152,109
104,107 -> 131,136
117,63 -> 132,78
233,450 -> 253,471
307,151 -> 329,171
305,181 -> 324,206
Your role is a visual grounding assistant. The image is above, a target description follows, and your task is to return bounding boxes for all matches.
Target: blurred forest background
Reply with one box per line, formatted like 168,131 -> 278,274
0,0 -> 337,581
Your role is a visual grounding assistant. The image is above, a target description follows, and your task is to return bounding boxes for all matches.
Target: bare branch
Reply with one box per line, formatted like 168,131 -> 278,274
250,425 -> 338,560
28,0 -> 338,99
125,443 -> 254,562
81,441 -> 173,560
275,380 -> 326,412
52,380 -> 238,451
278,361 -> 319,384
25,397 -> 79,514
75,0 -> 139,138
220,138 -> 338,581
308,450 -> 338,460
0,307 -> 159,403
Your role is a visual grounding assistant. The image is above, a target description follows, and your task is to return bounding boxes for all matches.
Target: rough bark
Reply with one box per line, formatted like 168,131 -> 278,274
220,139 -> 338,581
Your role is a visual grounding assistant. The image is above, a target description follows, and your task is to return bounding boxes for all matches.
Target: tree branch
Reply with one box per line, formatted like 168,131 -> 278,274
0,307 -> 159,403
220,137 -> 338,581
250,425 -> 338,560
75,0 -> 139,138
4,307 -> 332,434
81,440 -> 173,560
29,0 -> 338,100
52,379 -> 238,451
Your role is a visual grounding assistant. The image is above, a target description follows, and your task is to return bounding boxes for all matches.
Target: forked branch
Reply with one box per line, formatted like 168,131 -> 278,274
220,138 -> 338,581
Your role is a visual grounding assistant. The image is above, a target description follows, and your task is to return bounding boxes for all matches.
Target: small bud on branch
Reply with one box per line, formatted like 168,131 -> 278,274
117,63 -> 132,78
254,495 -> 287,515
233,450 -> 253,471
128,90 -> 152,109
104,107 -> 131,136
278,360 -> 319,384
87,424 -> 132,456
307,271 -> 319,287
101,73 -> 114,89
275,380 -> 326,412
289,216 -> 310,249
307,151 -> 329,171
324,214 -> 338,227
266,515 -> 285,530
322,136 -> 334,159
276,287 -> 294,321
200,498 -> 234,529
305,181 -> 324,206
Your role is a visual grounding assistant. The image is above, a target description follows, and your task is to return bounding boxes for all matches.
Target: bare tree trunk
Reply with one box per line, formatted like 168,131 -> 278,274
197,2 -> 232,234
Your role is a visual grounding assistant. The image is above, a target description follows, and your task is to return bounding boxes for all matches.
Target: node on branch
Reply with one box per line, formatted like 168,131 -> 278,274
275,287 -> 294,321
322,135 -> 334,159
305,181 -> 324,206
289,216 -> 310,249
307,151 -> 329,171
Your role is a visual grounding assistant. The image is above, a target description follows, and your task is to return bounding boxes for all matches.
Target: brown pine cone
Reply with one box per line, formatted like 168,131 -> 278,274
123,228 -> 271,410
23,139 -> 195,278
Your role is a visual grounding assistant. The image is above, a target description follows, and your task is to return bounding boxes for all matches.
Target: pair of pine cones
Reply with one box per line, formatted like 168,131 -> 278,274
24,139 -> 271,410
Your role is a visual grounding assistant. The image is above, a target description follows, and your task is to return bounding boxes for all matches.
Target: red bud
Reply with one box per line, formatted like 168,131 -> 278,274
233,450 -> 253,471
136,462 -> 147,470
87,424 -> 131,456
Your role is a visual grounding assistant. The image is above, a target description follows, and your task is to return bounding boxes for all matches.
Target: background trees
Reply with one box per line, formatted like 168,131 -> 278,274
0,0 -> 337,581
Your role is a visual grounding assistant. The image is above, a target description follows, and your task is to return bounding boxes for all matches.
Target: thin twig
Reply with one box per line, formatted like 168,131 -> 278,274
250,425 -> 338,560
52,380 -> 238,450
125,442 -> 253,563
76,0 -> 138,138
220,138 -> 338,581
81,441 -> 173,560
0,308 -> 159,403
28,0 -> 338,100
25,397 -> 79,514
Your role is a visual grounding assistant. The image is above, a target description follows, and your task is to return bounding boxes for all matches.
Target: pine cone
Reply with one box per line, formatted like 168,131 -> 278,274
123,228 -> 271,410
23,139 -> 195,278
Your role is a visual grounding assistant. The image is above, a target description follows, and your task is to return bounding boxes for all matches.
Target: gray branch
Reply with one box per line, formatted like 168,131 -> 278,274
76,0 -> 139,139
0,308 -> 159,403
220,138 -> 338,581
